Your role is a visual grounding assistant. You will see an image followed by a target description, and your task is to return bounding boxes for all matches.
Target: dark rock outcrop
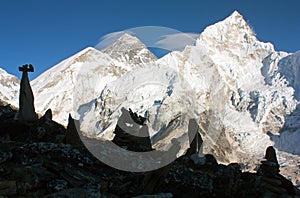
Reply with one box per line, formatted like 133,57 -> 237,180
0,103 -> 299,197
112,108 -> 153,152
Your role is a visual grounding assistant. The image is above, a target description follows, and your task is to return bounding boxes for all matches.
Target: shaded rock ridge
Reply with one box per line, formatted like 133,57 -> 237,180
1,103 -> 300,197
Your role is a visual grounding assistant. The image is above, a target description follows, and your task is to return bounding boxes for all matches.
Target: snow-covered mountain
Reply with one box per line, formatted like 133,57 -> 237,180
102,33 -> 157,65
77,11 -> 299,167
170,11 -> 298,159
0,68 -> 19,106
22,34 -> 157,126
1,11 -> 299,180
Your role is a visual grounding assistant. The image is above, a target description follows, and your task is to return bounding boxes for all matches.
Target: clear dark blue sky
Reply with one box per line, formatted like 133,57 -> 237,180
0,0 -> 299,79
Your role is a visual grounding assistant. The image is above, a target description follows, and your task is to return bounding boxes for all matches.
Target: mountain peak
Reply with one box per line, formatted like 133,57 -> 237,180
223,10 -> 249,28
102,33 -> 157,65
117,33 -> 142,43
196,10 -> 274,56
229,10 -> 243,19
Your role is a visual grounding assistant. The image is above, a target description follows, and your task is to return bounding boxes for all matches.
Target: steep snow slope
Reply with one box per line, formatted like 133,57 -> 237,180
29,47 -> 126,125
268,51 -> 300,156
278,51 -> 300,100
0,68 -> 19,107
28,34 -> 157,126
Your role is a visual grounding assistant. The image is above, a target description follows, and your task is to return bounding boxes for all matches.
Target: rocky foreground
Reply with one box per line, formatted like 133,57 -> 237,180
0,102 -> 300,197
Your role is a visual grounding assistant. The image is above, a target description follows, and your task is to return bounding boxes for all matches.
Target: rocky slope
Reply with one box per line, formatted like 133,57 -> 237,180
0,104 -> 299,197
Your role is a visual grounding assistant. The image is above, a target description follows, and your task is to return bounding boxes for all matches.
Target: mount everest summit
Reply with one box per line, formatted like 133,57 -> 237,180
1,11 -> 299,179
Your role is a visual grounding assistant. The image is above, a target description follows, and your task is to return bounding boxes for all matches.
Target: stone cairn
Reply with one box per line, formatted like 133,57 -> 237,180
258,146 -> 296,196
18,64 -> 38,122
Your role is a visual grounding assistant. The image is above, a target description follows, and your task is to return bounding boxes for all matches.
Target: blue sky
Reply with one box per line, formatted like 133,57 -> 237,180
0,0 -> 299,79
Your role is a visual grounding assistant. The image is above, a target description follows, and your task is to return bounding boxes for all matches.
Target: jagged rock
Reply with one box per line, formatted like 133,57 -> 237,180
112,108 -> 153,152
30,112 -> 66,143
44,109 -> 53,120
65,114 -> 83,148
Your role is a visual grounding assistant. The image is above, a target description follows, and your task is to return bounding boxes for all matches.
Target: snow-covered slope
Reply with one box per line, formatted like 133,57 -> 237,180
29,47 -> 124,125
102,33 -> 157,65
0,68 -> 19,106
78,11 -> 299,166
157,11 -> 298,163
26,34 -> 157,126
278,50 -> 300,100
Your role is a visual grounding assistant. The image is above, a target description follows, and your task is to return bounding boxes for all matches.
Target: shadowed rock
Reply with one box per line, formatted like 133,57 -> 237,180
18,64 -> 37,122
186,119 -> 203,156
65,114 -> 83,148
265,146 -> 279,164
112,108 -> 152,152
258,146 -> 297,196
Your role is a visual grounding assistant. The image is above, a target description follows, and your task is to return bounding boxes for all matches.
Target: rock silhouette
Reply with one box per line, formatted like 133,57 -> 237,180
258,146 -> 297,196
18,64 -> 37,122
186,119 -> 203,156
112,108 -> 153,152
